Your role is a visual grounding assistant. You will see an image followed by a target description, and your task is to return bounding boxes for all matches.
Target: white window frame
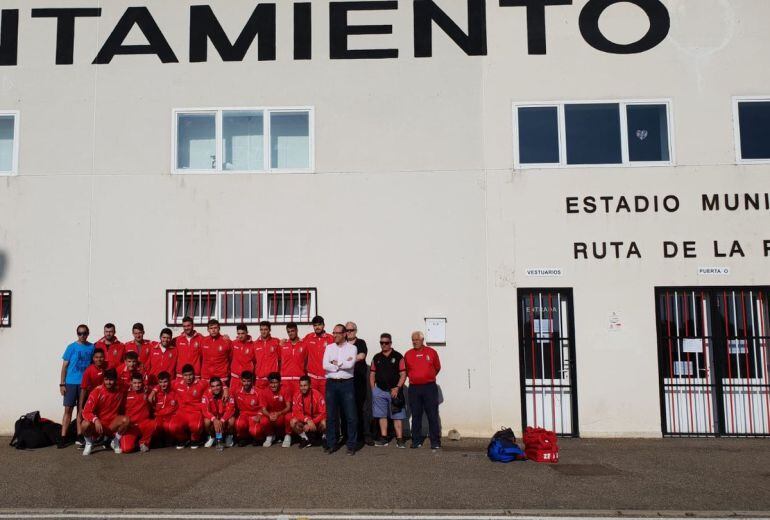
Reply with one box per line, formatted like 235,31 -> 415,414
171,106 -> 315,174
512,99 -> 675,170
732,96 -> 770,165
0,111 -> 20,176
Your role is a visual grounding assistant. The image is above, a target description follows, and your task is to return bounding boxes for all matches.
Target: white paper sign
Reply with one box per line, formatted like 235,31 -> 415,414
608,312 -> 622,332
698,267 -> 730,276
682,338 -> 703,354
673,361 -> 693,376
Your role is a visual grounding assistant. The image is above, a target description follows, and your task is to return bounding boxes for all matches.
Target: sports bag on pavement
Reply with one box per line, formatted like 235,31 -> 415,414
487,427 -> 526,463
10,411 -> 61,450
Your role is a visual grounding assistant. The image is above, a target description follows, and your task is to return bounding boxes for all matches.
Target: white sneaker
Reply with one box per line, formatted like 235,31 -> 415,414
82,442 -> 93,456
139,444 -> 149,453
113,445 -> 122,454
281,436 -> 292,448
204,437 -> 216,448
263,435 -> 274,447
110,437 -> 119,451
225,435 -> 234,448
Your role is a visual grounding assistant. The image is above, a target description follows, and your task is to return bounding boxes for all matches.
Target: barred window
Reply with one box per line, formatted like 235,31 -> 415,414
0,112 -> 19,175
734,97 -> 770,162
166,288 -> 317,326
0,290 -> 11,327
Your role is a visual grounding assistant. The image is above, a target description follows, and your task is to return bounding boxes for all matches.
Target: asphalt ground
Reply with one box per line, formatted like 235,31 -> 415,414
1,437 -> 769,516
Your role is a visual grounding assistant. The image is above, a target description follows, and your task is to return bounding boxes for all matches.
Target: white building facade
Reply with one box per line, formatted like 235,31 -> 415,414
1,0 -> 769,437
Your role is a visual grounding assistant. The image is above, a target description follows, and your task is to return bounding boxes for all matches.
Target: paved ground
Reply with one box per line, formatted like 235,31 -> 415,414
1,437 -> 769,516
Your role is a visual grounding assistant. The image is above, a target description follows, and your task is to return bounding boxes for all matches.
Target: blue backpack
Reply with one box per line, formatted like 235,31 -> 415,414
487,427 -> 526,463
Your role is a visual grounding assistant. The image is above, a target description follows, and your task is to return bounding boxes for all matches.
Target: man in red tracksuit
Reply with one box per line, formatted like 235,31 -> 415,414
173,363 -> 207,448
255,372 -> 293,448
201,319 -> 232,387
201,376 -> 236,450
124,322 -> 153,367
290,375 -> 326,448
151,371 -> 185,446
175,316 -> 203,379
145,328 -> 178,387
80,348 -> 107,396
254,321 -> 280,390
232,371 -> 262,446
95,323 -> 124,369
303,315 -> 334,396
230,324 -> 254,395
280,322 -> 307,397
81,368 -> 129,456
117,351 -> 145,390
121,372 -> 156,453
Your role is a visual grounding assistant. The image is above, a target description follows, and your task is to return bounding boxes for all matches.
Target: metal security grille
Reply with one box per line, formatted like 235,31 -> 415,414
656,287 -> 770,437
166,288 -> 317,326
0,290 -> 10,327
517,289 -> 579,437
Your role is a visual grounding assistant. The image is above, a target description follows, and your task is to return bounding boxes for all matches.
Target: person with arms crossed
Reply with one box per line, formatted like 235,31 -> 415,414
290,375 -> 326,448
95,323 -> 124,369
280,322 -> 307,397
256,372 -> 293,448
58,324 -> 94,449
201,376 -> 236,450
121,372 -> 156,453
175,316 -> 203,379
230,324 -> 254,394
81,368 -> 129,456
304,315 -> 334,396
404,331 -> 442,450
323,324 -> 358,455
370,333 -> 407,448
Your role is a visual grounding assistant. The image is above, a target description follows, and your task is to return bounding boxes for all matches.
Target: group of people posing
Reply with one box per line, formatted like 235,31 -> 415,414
59,316 -> 443,456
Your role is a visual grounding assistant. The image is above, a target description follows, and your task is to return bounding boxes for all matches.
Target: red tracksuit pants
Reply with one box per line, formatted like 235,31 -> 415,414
235,414 -> 261,440
177,411 -> 204,442
120,419 -> 156,453
254,415 -> 292,439
157,416 -> 186,443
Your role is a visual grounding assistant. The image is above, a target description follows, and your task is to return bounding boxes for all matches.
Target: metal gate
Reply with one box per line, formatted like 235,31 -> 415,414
517,289 -> 579,437
656,287 -> 770,437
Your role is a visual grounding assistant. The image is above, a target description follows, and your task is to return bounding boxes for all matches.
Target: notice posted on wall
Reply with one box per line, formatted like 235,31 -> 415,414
682,338 -> 703,354
673,361 -> 693,376
608,312 -> 622,332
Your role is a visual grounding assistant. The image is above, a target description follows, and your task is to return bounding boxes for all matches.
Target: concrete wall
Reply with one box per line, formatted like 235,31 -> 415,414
0,0 -> 768,436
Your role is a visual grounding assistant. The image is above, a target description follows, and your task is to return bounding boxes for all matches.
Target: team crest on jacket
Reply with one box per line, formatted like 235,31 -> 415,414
218,346 -> 222,352
251,399 -> 256,406
427,355 -> 431,362
112,349 -> 117,356
245,349 -> 251,355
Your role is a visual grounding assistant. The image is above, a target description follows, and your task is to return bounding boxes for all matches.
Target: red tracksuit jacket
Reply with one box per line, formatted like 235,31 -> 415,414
81,364 -> 106,392
291,389 -> 325,424
124,388 -> 152,423
280,339 -> 308,379
153,387 -> 180,420
201,389 -> 236,421
233,387 -> 262,417
174,332 -> 203,377
145,345 -> 178,384
125,339 -> 154,367
201,335 -> 232,380
230,336 -> 255,379
259,386 -> 293,413
95,338 -> 125,369
303,332 -> 334,378
254,337 -> 280,380
172,379 -> 207,415
83,385 -> 125,423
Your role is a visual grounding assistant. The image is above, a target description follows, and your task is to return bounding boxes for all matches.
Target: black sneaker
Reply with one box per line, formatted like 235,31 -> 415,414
323,446 -> 331,454
298,439 -> 310,449
238,439 -> 249,447
364,437 -> 375,447
346,447 -> 356,456
56,438 -> 69,449
396,439 -> 407,449
431,445 -> 442,452
374,437 -> 389,447
410,441 -> 423,449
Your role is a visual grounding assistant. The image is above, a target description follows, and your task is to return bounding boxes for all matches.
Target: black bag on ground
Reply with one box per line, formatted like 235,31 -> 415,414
10,411 -> 61,449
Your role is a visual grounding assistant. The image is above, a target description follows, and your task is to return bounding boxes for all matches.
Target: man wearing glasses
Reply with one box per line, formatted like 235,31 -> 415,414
323,324 -> 358,455
370,333 -> 407,448
59,324 -> 95,448
345,321 -> 373,447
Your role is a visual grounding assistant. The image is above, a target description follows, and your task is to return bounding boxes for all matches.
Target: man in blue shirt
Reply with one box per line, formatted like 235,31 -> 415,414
58,324 -> 94,448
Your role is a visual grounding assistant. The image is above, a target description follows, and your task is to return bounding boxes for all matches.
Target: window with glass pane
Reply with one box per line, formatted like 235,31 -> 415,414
738,101 -> 770,160
518,106 -> 560,164
0,116 -> 14,173
626,104 -> 670,162
177,113 -> 216,170
270,112 -> 310,169
223,111 -> 264,171
565,103 -> 622,165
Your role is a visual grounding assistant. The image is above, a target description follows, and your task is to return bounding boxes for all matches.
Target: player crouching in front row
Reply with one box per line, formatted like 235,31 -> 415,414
121,372 -> 156,453
290,375 -> 327,448
81,368 -> 129,456
201,376 -> 235,450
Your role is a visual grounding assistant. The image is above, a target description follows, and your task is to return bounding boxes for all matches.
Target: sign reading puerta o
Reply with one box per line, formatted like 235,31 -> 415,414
0,0 -> 672,66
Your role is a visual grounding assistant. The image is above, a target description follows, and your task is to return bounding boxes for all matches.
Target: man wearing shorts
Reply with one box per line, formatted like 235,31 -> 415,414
59,324 -> 94,448
370,333 -> 407,448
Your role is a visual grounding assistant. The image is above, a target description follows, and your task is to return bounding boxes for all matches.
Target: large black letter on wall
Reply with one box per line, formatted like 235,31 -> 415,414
329,1 -> 398,59
499,0 -> 572,55
0,10 -> 19,66
189,4 -> 276,62
414,0 -> 487,58
31,8 -> 102,65
93,7 -> 178,64
294,3 -> 312,60
579,0 -> 670,54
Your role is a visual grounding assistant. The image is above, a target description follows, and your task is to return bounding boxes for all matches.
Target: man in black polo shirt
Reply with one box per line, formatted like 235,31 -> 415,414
369,333 -> 407,448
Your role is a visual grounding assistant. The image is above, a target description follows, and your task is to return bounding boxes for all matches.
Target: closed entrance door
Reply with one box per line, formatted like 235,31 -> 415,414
656,287 -> 770,436
517,289 -> 579,437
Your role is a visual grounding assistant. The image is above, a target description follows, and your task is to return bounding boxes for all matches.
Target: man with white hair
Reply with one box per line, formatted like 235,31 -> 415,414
404,330 -> 442,451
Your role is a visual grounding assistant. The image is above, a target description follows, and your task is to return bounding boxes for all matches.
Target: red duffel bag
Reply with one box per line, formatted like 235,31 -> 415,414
523,427 -> 559,463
